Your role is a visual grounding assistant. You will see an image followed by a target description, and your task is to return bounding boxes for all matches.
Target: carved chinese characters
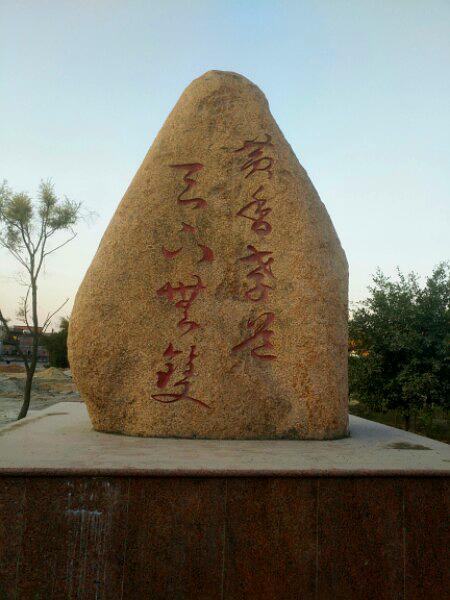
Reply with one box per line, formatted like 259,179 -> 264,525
152,165 -> 211,408
231,312 -> 276,361
237,185 -> 272,236
153,343 -> 209,408
69,71 -> 349,439
231,135 -> 277,361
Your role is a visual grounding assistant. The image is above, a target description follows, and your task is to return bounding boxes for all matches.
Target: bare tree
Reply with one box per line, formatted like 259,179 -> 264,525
0,180 -> 82,419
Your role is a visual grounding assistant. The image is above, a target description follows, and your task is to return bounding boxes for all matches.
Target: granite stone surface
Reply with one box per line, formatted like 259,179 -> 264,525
68,70 -> 348,440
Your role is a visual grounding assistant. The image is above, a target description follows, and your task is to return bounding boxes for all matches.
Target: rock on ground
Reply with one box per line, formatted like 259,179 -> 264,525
69,70 -> 348,440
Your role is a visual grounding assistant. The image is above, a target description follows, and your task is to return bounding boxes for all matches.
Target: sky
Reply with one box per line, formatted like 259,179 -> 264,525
1,0 -> 449,328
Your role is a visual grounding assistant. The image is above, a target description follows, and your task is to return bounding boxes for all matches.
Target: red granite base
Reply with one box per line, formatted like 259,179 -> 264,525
0,474 -> 448,599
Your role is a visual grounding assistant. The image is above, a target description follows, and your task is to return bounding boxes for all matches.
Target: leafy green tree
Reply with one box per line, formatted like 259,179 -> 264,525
349,263 -> 450,429
0,180 -> 81,419
43,317 -> 70,368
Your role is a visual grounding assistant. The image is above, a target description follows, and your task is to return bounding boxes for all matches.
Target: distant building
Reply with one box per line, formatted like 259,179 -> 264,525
0,325 -> 48,361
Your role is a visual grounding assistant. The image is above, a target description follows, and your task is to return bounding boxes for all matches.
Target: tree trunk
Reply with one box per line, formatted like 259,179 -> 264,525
17,276 -> 39,420
404,413 -> 411,431
17,369 -> 33,420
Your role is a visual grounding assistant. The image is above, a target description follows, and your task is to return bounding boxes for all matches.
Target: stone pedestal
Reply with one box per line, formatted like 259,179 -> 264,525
0,403 -> 448,599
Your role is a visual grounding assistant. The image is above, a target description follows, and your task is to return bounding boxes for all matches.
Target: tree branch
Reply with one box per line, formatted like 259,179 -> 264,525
0,241 -> 31,273
44,232 -> 77,258
0,215 -> 32,260
18,285 -> 32,330
18,219 -> 34,260
42,298 -> 69,332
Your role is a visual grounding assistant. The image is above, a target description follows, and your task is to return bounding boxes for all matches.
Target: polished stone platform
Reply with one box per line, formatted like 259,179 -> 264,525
0,403 -> 449,475
0,403 -> 448,599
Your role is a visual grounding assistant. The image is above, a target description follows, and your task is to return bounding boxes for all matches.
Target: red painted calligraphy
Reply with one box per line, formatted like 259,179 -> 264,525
170,163 -> 206,209
197,243 -> 214,263
156,361 -> 174,389
180,222 -> 196,234
163,343 -> 182,359
237,185 -> 272,236
151,162 -> 214,408
240,245 -> 275,302
232,133 -> 278,361
234,134 -> 274,179
231,312 -> 276,361
161,244 -> 214,263
152,345 -> 210,408
162,247 -> 182,259
157,275 -> 205,335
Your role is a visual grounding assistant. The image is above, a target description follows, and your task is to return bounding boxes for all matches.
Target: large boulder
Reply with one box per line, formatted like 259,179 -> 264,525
68,71 -> 348,439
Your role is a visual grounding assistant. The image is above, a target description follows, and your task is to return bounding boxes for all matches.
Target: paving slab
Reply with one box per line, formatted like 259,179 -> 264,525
0,403 -> 448,476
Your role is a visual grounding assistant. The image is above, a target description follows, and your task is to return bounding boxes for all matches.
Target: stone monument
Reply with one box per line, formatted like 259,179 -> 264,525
68,70 -> 348,439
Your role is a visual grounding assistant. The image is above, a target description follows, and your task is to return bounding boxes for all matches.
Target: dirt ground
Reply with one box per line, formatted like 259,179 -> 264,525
0,366 -> 82,427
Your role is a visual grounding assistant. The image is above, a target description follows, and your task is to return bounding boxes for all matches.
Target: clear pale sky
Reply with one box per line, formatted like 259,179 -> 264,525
1,1 -> 449,328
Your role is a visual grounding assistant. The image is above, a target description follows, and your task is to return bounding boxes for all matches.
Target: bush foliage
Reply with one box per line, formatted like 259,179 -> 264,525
349,263 -> 449,429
